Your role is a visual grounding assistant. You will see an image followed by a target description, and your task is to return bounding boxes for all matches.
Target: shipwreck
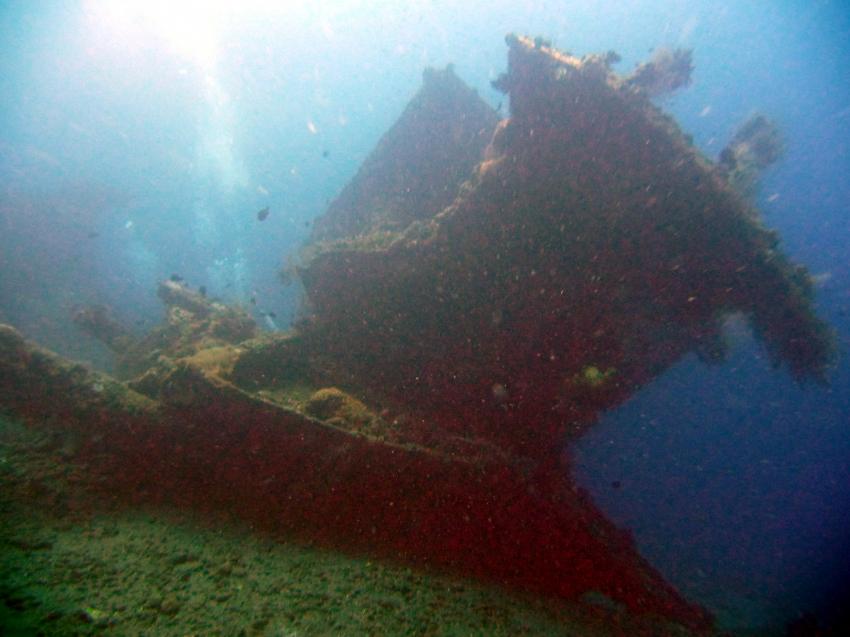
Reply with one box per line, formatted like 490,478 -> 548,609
0,36 -> 834,633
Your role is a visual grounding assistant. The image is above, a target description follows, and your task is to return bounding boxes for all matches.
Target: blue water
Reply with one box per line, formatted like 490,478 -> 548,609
1,1 -> 848,633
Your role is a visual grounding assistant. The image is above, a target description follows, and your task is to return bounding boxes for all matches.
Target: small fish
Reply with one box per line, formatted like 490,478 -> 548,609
170,274 -> 184,282
322,149 -> 330,158
198,285 -> 207,297
611,480 -> 622,489
257,206 -> 270,221
87,231 -> 99,239
250,296 -> 257,305
265,311 -> 277,319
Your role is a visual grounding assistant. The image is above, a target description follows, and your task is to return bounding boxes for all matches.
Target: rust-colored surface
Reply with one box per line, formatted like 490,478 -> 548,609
0,35 -> 837,635
298,35 -> 833,461
0,324 -> 710,631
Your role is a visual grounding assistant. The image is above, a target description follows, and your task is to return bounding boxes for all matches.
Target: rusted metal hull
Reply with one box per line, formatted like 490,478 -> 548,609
0,324 -> 710,630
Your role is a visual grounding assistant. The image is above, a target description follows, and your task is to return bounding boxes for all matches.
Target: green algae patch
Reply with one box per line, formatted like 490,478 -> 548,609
304,386 -> 388,435
255,380 -> 319,411
577,365 -> 617,388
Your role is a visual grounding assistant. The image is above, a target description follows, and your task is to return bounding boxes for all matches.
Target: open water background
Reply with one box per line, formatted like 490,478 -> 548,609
1,2 -> 849,633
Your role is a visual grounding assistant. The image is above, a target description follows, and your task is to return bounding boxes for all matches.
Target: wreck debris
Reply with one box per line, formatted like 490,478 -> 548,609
625,47 -> 694,97
72,280 -> 258,380
73,304 -> 137,353
719,114 -> 784,196
156,279 -> 216,318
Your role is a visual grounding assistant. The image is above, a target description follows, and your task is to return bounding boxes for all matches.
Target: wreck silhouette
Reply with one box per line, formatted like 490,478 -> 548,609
0,36 -> 834,634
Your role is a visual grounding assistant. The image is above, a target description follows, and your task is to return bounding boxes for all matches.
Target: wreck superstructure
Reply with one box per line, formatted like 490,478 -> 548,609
297,35 -> 832,459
